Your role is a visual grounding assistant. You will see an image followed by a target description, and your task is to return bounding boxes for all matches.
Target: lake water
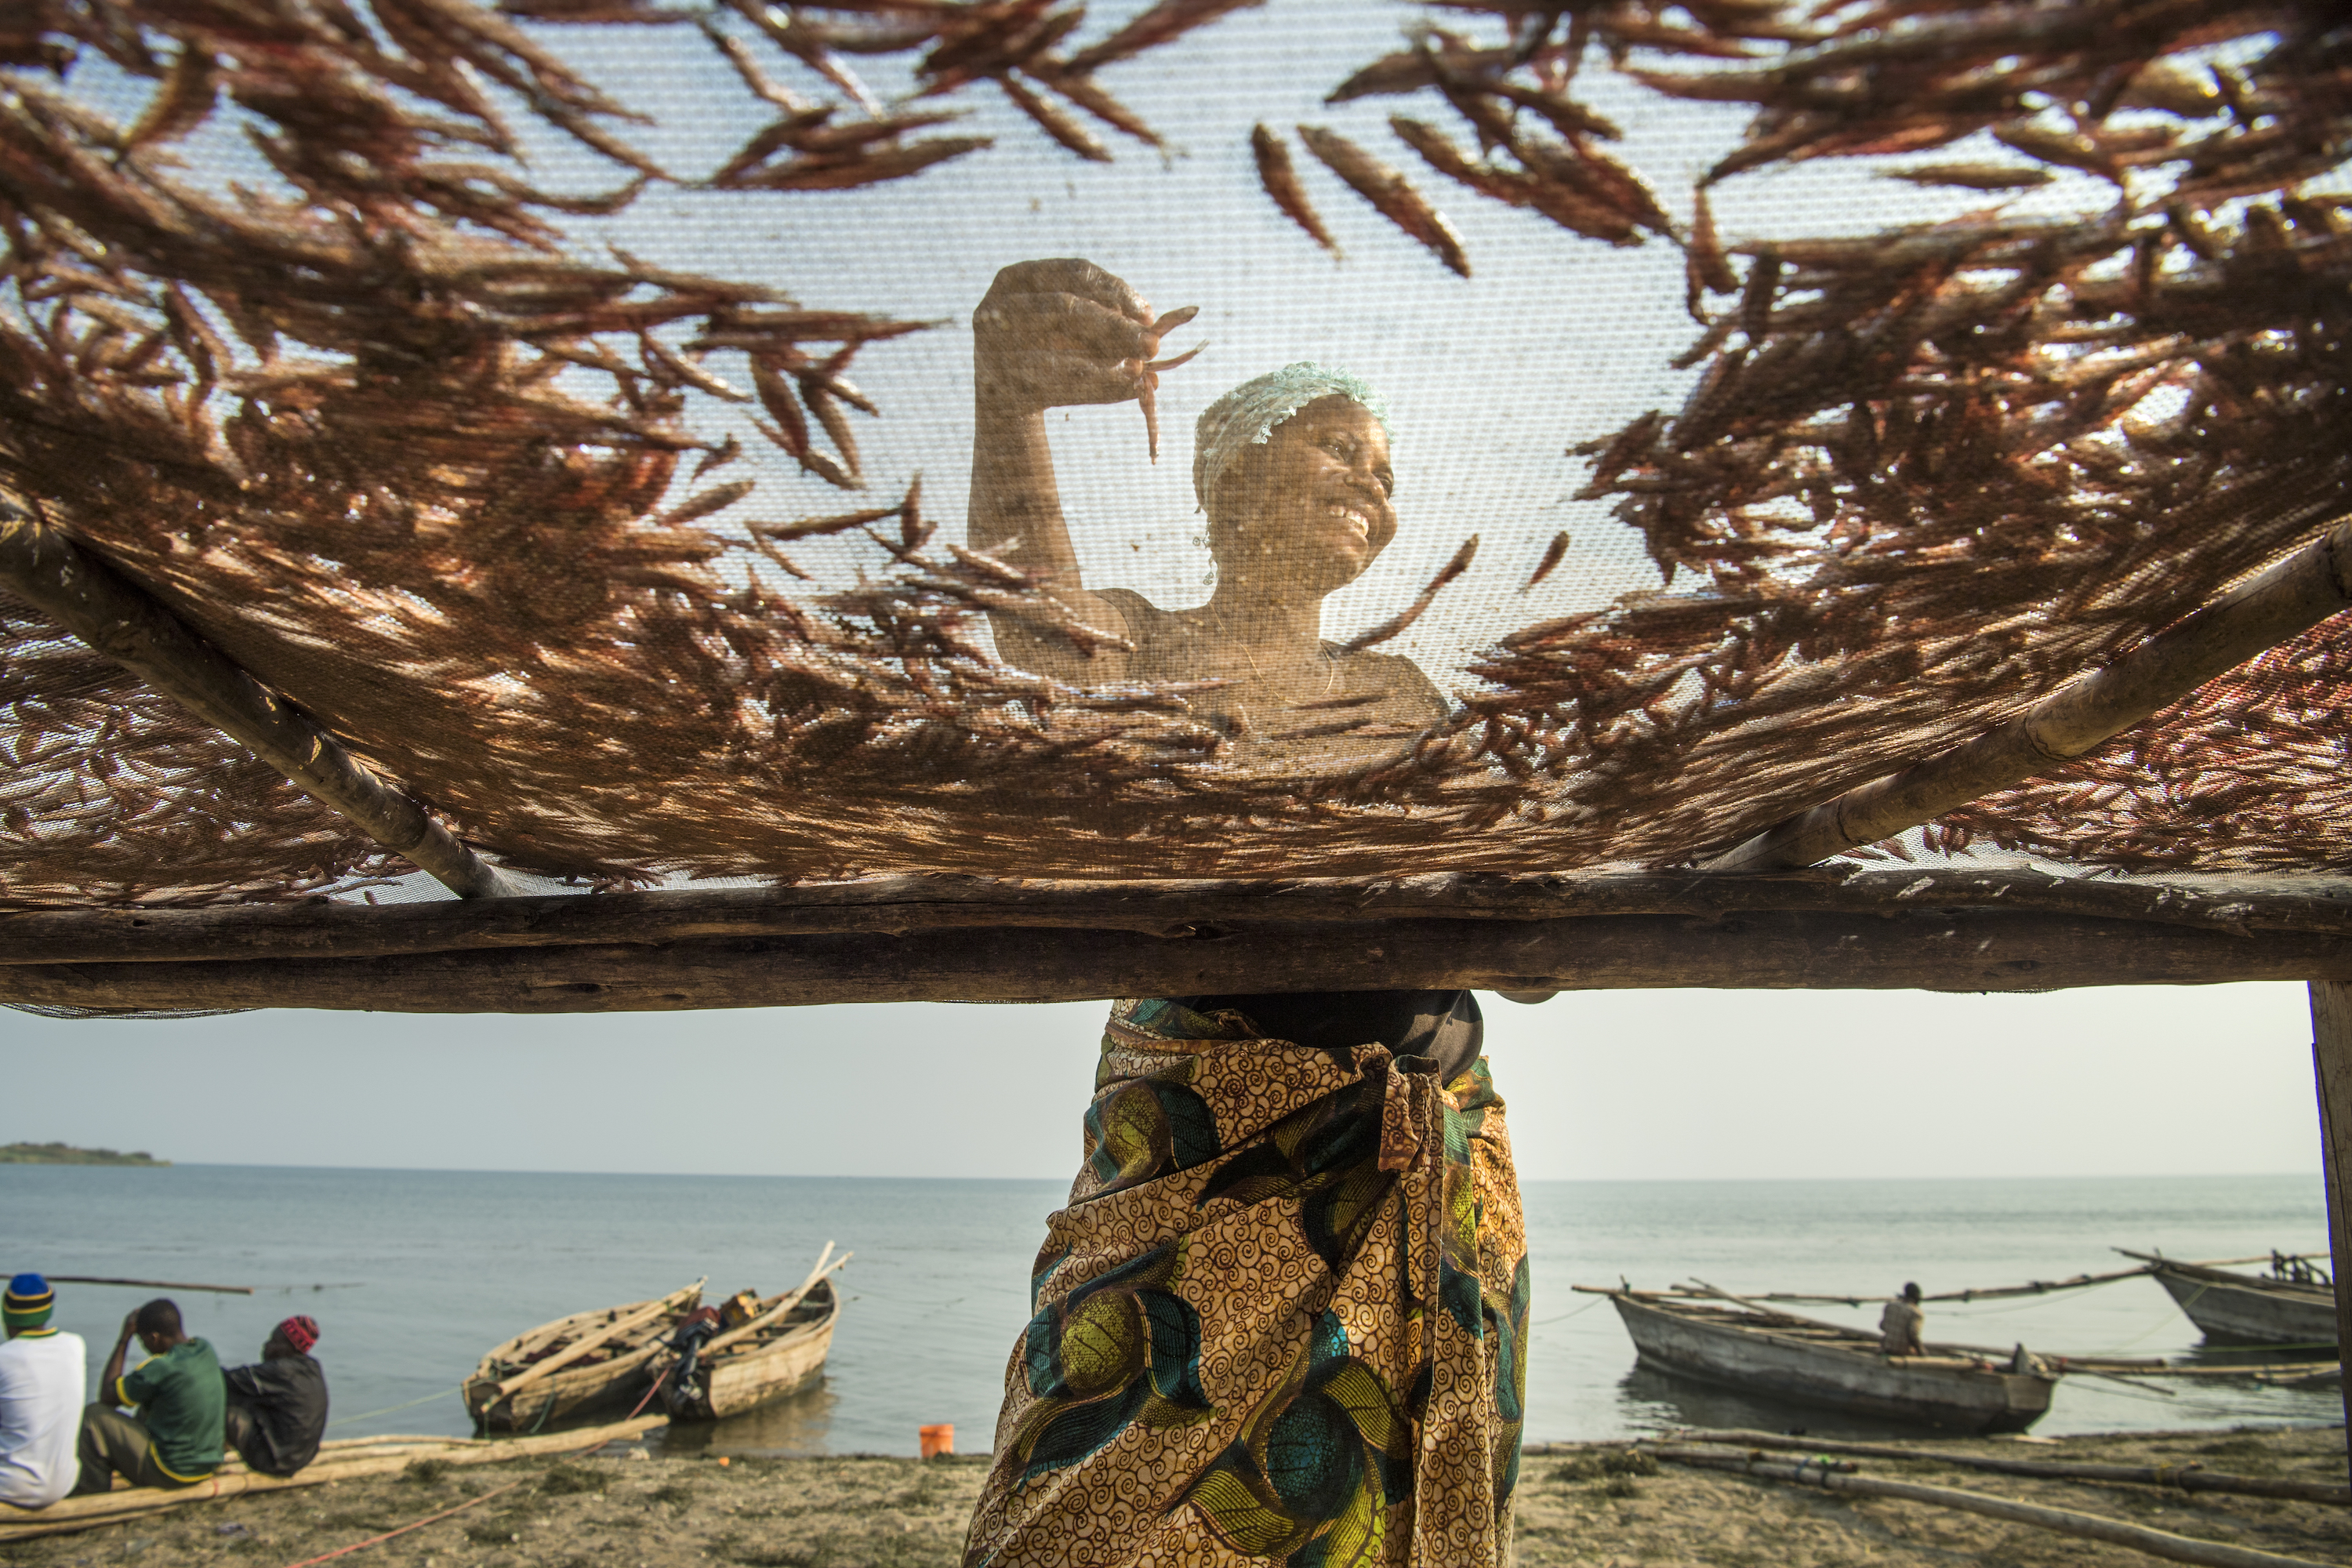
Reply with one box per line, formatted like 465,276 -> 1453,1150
2,1167 -> 2336,1456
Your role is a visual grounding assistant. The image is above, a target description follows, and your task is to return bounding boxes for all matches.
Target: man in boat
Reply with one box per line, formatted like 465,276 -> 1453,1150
1880,1282 -> 1926,1357
220,1316 -> 328,1478
0,1274 -> 86,1509
71,1298 -> 223,1494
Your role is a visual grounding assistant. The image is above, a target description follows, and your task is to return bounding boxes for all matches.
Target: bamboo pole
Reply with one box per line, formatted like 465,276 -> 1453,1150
1664,1429 -> 2351,1505
13,867 -> 2352,967
3,907 -> 2349,1012
1644,1445 -> 2337,1568
0,507 -> 519,901
1705,521 -> 2352,872
492,1280 -> 703,1398
1744,1264 -> 2155,1305
2307,981 -> 2352,1487
2115,1249 -> 2333,1290
0,1414 -> 666,1542
691,1247 -> 848,1362
42,1275 -> 252,1295
1759,1260 -> 2324,1316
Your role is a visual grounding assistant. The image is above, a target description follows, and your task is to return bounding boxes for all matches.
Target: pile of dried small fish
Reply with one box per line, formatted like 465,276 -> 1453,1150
3,0 -> 2350,904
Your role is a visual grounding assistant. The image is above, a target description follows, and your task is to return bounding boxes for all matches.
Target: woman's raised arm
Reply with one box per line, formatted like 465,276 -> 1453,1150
969,259 -> 1158,684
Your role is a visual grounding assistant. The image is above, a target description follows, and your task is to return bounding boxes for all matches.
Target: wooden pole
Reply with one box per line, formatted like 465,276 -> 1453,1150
1663,1429 -> 2350,1505
1707,521 -> 2352,872
0,1414 -> 666,1542
1644,1446 -> 2337,1568
2,908 -> 2348,1013
0,506 -> 520,901
42,1275 -> 252,1295
7,867 -> 2352,967
2307,981 -> 2352,1487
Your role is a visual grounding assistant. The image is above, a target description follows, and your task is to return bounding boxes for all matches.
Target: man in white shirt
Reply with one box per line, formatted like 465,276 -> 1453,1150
0,1273 -> 87,1509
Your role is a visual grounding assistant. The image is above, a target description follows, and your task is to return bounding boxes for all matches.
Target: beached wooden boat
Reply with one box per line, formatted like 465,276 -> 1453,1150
1594,1288 -> 2056,1433
665,1275 -> 843,1421
654,1245 -> 851,1422
2122,1250 -> 2336,1348
464,1279 -> 703,1433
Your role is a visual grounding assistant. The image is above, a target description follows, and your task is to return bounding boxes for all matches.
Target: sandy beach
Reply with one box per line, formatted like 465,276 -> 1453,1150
3,1425 -> 2347,1567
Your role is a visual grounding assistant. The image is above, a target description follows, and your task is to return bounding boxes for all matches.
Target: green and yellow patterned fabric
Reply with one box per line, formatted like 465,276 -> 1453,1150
967,996 -> 1530,1567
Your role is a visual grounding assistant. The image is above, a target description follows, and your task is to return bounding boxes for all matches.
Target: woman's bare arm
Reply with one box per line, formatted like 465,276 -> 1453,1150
969,259 -> 1159,684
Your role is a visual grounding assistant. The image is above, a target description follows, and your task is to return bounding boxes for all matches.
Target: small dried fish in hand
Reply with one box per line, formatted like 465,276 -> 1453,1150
1132,305 -> 1203,462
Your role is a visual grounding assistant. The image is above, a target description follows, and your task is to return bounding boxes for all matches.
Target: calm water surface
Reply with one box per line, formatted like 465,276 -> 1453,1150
1,1167 -> 2333,1454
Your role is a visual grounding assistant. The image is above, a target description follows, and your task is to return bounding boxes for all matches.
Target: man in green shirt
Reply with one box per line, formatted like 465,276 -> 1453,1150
71,1298 -> 223,1494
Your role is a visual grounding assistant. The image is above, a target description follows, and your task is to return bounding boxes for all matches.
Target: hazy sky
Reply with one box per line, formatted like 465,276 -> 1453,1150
2,982 -> 2319,1181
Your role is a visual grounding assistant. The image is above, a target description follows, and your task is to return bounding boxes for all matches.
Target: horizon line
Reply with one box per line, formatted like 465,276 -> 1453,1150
1,1160 -> 2324,1183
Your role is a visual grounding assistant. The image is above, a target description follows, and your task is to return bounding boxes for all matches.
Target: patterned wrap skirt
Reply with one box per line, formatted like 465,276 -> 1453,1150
964,996 -> 1530,1568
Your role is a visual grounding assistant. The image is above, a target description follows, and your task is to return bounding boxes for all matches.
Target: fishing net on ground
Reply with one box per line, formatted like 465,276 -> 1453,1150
2,0 -> 2349,908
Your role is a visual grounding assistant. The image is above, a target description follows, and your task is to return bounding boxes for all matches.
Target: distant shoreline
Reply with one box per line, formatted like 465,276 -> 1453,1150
0,1141 -> 169,1167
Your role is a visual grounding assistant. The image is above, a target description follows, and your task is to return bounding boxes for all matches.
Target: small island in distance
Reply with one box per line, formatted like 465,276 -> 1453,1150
1,1141 -> 169,1166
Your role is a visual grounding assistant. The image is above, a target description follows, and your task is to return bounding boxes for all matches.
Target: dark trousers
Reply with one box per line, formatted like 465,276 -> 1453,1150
71,1404 -> 195,1495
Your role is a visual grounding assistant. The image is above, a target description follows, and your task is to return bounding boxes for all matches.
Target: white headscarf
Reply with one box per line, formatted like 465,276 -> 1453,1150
1191,362 -> 1391,513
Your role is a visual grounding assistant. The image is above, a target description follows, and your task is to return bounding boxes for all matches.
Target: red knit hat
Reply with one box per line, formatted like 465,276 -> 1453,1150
276,1316 -> 320,1355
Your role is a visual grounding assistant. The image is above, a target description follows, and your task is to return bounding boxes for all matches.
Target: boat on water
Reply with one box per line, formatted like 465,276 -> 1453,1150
1592,1287 -> 2056,1434
662,1274 -> 844,1421
464,1279 -> 704,1432
2122,1250 -> 2337,1350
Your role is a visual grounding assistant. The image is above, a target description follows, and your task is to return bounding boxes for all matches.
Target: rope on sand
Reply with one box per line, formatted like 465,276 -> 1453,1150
274,1478 -> 524,1568
274,1416 -> 657,1567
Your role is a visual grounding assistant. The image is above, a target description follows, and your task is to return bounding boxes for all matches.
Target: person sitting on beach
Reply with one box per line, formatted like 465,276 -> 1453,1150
72,1298 -> 223,1494
1880,1281 -> 1926,1357
222,1317 -> 328,1478
0,1274 -> 86,1509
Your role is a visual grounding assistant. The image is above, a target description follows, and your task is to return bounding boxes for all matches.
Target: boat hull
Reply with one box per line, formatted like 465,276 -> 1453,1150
2152,1265 -> 2336,1348
464,1359 -> 656,1434
1611,1295 -> 2052,1434
463,1282 -> 701,1433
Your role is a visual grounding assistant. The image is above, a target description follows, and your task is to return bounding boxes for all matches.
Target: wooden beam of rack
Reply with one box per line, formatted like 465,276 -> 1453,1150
4,866 -> 2347,967
1706,521 -> 2352,872
2,908 -> 2346,1013
0,508 -> 520,901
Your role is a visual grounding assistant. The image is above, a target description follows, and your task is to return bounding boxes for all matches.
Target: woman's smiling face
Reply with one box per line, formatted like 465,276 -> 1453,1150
1210,396 -> 1396,596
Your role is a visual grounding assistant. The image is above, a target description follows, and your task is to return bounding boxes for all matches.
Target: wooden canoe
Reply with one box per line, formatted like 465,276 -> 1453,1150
1602,1290 -> 2056,1434
2129,1253 -> 2337,1349
463,1279 -> 703,1433
666,1275 -> 842,1421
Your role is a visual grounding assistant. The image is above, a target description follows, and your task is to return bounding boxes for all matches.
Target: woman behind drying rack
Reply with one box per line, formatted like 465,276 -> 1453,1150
962,259 -> 1530,1568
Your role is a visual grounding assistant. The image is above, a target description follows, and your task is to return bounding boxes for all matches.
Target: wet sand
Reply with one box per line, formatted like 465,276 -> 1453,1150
2,1426 -> 2346,1567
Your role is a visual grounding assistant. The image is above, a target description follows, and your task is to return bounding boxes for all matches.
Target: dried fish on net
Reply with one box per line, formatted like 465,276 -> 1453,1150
0,597 -> 397,906
2,0 -> 2350,908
